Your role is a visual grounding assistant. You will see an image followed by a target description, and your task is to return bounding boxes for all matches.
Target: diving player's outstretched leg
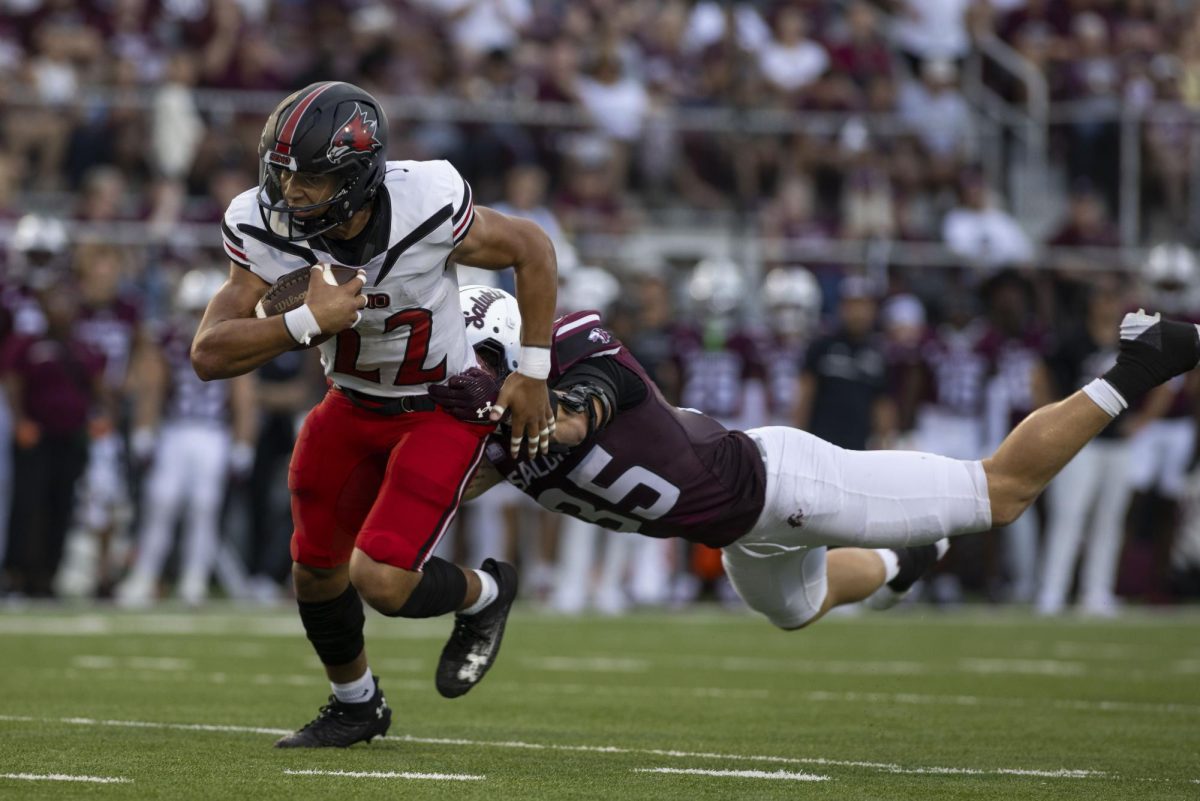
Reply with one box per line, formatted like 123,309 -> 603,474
984,311 -> 1200,529
726,311 -> 1200,632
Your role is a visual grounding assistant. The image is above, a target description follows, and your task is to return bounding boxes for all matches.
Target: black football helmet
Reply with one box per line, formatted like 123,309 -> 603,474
257,81 -> 388,241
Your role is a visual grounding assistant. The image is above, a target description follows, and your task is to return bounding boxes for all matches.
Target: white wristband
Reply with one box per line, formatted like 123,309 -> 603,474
283,303 -> 322,346
517,346 -> 551,380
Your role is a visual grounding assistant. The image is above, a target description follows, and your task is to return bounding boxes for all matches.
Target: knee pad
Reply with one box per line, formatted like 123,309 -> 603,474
387,557 -> 467,619
297,585 -> 365,666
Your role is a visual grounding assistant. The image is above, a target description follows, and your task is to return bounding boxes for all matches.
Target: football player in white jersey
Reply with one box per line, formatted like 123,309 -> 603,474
191,82 -> 557,748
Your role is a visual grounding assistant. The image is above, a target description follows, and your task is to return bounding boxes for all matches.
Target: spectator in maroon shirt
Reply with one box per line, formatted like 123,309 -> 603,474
1050,181 -> 1120,249
1048,181 -> 1121,328
828,1 -> 894,90
1,277 -> 105,598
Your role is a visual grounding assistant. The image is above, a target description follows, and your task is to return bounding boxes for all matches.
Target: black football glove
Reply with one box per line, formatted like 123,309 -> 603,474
429,367 -> 503,425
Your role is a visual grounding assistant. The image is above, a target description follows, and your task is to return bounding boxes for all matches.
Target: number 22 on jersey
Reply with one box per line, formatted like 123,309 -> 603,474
334,307 -> 447,386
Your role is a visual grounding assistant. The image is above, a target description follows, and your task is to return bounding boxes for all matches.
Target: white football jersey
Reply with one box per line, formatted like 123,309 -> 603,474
221,160 -> 477,397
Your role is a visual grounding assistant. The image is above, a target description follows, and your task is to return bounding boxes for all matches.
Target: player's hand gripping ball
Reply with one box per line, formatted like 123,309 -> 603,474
255,264 -> 366,347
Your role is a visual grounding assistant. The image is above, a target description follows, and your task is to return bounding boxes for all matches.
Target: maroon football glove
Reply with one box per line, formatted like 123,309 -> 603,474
429,367 -> 503,425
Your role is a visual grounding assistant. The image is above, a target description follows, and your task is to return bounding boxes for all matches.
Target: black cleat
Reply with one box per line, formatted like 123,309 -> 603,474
273,677 -> 391,748
436,558 -> 518,699
865,539 -> 950,610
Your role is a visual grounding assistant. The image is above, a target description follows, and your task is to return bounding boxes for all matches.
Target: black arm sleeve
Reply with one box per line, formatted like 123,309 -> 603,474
556,357 -> 648,412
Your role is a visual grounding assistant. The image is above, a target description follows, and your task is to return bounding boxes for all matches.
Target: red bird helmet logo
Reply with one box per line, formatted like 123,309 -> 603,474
326,104 -> 381,164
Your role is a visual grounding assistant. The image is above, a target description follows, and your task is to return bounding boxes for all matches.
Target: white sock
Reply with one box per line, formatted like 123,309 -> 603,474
1082,378 -> 1128,418
873,549 -> 900,583
331,667 -> 374,705
461,569 -> 499,615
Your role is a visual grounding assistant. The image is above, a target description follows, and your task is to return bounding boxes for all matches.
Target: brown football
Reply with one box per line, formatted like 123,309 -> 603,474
254,264 -> 361,319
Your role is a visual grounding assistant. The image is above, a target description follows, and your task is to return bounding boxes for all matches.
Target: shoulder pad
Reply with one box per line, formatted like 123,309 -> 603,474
551,310 -> 623,378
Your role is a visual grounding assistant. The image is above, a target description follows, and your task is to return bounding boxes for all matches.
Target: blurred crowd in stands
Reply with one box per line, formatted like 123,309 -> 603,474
1,0 -> 1200,612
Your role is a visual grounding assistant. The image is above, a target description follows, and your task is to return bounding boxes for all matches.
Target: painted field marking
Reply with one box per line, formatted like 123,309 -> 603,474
284,769 -> 484,782
521,656 -> 651,673
959,658 -> 1087,677
0,714 -> 1114,782
0,613 -> 446,640
48,663 -> 1200,715
0,773 -> 131,784
799,689 -> 1200,716
395,734 -> 1109,780
633,767 -> 829,782
73,655 -> 193,671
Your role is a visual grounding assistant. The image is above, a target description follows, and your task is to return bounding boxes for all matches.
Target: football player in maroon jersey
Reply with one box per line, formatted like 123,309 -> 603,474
435,286 -> 1200,630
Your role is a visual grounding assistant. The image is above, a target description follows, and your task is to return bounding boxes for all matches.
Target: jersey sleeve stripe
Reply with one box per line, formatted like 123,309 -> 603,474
452,181 -> 473,224
223,240 -> 250,266
221,219 -> 244,249
451,204 -> 475,244
555,313 -> 602,338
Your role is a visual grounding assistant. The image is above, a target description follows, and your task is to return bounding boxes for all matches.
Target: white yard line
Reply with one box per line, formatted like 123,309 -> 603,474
0,613 -> 445,640
0,714 -> 291,737
959,658 -> 1087,676
0,713 -> 1116,782
520,656 -> 651,673
633,767 -> 829,781
0,773 -> 131,784
284,769 -> 484,781
49,663 -> 1200,715
395,734 -> 1109,779
799,689 -> 1200,716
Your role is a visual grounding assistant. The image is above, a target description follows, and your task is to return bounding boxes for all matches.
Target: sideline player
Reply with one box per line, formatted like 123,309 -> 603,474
117,269 -> 256,606
192,82 -> 557,747
435,286 -> 1200,629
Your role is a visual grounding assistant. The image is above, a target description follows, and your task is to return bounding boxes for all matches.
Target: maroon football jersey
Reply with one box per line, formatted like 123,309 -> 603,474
157,321 -> 230,425
758,333 -> 807,422
487,311 -> 767,548
919,321 -> 995,417
671,324 -> 767,424
977,323 -> 1050,427
74,297 -> 141,391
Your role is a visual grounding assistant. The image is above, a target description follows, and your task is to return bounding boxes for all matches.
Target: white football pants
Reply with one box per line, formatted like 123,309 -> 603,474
79,432 -> 130,531
1037,438 -> 1129,614
128,423 -> 231,591
552,516 -> 634,614
1126,418 -> 1195,499
722,427 -> 993,628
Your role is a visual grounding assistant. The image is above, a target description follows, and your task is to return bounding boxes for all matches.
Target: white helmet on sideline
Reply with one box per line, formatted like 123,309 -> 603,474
459,284 -> 522,376
1143,243 -> 1198,314
687,257 -> 745,317
176,269 -> 226,312
559,265 -> 620,314
761,266 -> 821,338
10,214 -> 69,275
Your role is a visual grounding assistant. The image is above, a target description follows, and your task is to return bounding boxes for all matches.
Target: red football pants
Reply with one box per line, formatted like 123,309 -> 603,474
289,388 -> 490,571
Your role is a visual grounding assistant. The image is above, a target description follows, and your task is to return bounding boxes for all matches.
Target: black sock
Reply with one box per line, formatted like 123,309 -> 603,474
888,544 -> 939,594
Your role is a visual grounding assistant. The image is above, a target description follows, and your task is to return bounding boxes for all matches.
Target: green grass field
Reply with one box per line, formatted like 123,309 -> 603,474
0,603 -> 1198,800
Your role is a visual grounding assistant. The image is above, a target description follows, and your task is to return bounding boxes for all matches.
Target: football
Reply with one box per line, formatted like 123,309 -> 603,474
253,263 -> 361,319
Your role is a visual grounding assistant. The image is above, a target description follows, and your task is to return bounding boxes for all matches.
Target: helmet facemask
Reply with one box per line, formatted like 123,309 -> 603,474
258,160 -> 364,241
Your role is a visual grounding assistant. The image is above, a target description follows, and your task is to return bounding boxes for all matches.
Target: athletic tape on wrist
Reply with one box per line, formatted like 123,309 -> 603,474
517,346 -> 551,380
283,304 -> 322,346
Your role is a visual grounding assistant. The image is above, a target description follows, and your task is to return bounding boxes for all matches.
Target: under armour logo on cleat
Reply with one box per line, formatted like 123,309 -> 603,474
457,650 -> 491,683
476,403 -> 493,420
